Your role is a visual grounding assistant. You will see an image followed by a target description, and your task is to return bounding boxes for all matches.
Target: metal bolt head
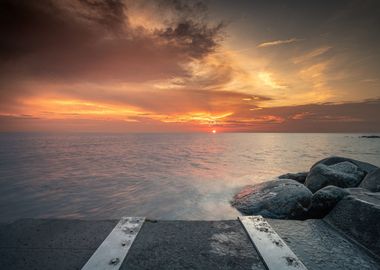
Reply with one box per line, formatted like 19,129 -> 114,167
109,258 -> 120,265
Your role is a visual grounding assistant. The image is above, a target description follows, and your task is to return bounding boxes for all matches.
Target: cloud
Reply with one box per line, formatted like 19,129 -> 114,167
362,78 -> 379,83
0,0 -> 229,124
258,72 -> 287,89
1,92 -> 379,132
293,46 -> 332,64
158,20 -> 225,58
0,0 -> 224,84
257,38 -> 302,48
215,99 -> 380,132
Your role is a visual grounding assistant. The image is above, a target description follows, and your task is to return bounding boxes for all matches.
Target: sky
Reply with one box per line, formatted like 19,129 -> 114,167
0,0 -> 379,132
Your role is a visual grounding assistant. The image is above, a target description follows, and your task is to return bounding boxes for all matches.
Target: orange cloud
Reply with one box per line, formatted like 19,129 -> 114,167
257,38 -> 302,48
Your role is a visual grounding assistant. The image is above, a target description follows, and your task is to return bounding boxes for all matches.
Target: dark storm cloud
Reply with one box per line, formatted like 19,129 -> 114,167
158,21 -> 224,58
0,0 -> 223,82
78,0 -> 126,30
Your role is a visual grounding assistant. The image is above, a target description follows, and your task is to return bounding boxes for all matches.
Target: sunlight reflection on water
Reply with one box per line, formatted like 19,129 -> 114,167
0,133 -> 379,222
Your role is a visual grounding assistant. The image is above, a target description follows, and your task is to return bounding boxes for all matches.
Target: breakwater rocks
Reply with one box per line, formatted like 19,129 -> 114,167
232,156 -> 380,220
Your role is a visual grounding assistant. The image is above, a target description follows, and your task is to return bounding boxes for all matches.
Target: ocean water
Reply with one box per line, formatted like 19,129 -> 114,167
0,133 -> 379,222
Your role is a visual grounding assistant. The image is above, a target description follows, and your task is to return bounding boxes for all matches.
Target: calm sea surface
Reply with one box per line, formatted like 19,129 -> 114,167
0,133 -> 379,222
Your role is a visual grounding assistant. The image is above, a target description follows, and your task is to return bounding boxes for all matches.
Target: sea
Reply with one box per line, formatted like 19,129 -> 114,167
0,133 -> 379,222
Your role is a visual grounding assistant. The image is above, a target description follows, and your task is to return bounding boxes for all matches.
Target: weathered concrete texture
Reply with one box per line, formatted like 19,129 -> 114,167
0,219 -> 266,270
0,219 -> 117,270
324,192 -> 380,257
122,220 -> 266,270
267,219 -> 380,270
1,217 -> 379,270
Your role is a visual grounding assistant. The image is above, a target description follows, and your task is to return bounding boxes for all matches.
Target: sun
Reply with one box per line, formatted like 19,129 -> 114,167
212,129 -> 216,134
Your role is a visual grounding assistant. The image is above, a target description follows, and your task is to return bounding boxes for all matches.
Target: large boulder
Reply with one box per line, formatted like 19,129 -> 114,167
359,168 -> 380,192
308,186 -> 349,218
311,156 -> 378,174
305,161 -> 366,193
278,171 -> 308,183
231,179 -> 312,219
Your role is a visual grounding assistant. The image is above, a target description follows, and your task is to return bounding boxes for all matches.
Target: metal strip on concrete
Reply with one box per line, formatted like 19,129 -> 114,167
81,217 -> 145,270
239,216 -> 308,270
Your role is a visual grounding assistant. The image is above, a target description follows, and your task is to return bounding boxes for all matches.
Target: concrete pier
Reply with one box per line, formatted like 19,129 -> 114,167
0,216 -> 379,270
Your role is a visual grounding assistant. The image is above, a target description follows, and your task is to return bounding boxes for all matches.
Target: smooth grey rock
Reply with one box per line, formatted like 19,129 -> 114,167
308,186 -> 349,218
278,171 -> 308,183
325,193 -> 380,257
359,168 -> 380,192
311,156 -> 378,174
231,179 -> 312,219
305,161 -> 366,193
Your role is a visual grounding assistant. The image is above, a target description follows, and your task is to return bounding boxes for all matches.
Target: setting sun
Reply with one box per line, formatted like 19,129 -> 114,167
212,129 -> 216,134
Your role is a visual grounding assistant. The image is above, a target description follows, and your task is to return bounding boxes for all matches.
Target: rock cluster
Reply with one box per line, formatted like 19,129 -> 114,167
232,156 -> 380,220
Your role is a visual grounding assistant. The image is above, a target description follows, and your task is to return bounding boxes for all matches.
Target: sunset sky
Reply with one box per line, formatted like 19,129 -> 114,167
1,0 -> 379,132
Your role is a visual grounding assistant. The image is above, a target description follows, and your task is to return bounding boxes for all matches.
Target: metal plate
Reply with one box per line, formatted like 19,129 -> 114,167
239,216 -> 308,270
81,217 -> 145,270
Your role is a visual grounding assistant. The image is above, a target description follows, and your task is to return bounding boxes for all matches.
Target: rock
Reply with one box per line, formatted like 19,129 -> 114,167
324,193 -> 380,256
359,168 -> 380,192
308,186 -> 349,218
345,187 -> 380,197
311,156 -> 378,174
278,172 -> 308,183
360,135 -> 380,138
231,179 -> 312,219
305,161 -> 366,193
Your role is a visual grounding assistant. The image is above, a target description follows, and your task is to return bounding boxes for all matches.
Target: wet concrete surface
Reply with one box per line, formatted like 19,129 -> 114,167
122,220 -> 265,270
0,219 -> 265,270
268,219 -> 380,270
0,218 -> 379,270
0,219 -> 117,270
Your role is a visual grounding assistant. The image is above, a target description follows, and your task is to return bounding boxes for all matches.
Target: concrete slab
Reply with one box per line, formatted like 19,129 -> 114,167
1,218 -> 379,270
0,248 -> 93,270
0,219 -> 117,270
122,219 -> 266,270
0,219 -> 117,249
268,219 -> 380,270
